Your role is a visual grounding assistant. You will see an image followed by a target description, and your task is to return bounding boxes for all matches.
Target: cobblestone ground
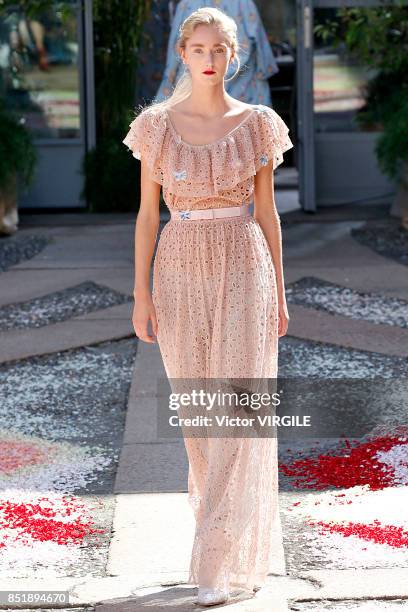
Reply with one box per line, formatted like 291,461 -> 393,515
276,336 -> 408,576
0,214 -> 406,609
0,230 -> 139,580
0,338 -> 137,578
285,276 -> 408,328
0,234 -> 51,272
0,280 -> 132,332
350,218 -> 408,266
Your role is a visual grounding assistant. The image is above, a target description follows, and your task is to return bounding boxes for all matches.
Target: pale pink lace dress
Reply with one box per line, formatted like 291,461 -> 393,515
123,104 -> 294,593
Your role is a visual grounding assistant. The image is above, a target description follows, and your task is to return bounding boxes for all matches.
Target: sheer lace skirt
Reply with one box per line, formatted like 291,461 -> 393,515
152,213 -> 283,592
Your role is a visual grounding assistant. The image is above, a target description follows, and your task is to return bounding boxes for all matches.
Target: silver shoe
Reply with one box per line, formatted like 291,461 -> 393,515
197,586 -> 229,606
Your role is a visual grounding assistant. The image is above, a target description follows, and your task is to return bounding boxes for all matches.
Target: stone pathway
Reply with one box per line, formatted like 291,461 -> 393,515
0,208 -> 407,610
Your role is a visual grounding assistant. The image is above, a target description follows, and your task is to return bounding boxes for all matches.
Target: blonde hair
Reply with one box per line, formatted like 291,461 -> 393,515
135,6 -> 241,115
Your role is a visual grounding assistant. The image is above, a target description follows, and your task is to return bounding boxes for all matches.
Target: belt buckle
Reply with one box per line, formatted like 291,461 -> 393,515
180,210 -> 191,220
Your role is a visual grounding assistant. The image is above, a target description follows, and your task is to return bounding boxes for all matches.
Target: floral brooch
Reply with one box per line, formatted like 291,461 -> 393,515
179,211 -> 191,220
173,169 -> 187,181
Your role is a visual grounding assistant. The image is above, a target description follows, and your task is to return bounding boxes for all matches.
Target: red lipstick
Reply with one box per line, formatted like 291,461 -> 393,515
203,70 -> 215,75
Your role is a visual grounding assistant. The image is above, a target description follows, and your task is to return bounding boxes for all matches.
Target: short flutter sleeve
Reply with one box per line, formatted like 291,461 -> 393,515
122,108 -> 167,185
122,112 -> 145,160
254,105 -> 294,172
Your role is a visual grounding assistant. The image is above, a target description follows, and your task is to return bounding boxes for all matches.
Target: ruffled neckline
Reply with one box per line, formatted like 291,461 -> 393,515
165,106 -> 258,149
122,102 -> 294,198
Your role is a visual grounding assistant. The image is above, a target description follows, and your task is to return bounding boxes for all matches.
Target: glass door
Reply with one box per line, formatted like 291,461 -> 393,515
0,0 -> 95,208
296,0 -> 398,212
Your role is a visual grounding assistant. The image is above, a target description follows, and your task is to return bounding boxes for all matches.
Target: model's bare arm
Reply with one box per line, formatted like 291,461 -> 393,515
132,157 -> 161,343
253,160 -> 289,337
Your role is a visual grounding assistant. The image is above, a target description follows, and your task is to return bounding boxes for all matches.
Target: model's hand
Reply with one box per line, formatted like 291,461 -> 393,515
278,300 -> 290,338
132,293 -> 158,343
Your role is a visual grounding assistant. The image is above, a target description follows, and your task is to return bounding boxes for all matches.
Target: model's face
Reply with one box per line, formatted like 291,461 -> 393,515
181,24 -> 234,83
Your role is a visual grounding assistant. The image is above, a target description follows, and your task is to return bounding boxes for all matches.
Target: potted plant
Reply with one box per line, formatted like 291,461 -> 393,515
372,88 -> 408,230
81,0 -> 151,212
0,99 -> 37,235
315,3 -> 408,228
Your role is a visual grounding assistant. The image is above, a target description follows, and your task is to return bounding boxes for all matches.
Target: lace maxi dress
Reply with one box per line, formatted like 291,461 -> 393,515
123,103 -> 294,594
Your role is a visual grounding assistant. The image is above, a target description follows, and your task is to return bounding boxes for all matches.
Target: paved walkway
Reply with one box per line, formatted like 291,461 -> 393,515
0,197 -> 407,610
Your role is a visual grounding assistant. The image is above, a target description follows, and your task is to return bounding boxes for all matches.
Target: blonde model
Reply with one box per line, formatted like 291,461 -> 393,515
123,6 -> 293,607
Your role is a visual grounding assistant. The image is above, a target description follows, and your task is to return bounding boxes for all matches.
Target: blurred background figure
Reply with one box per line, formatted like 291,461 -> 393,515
5,9 -> 50,73
152,0 -> 279,106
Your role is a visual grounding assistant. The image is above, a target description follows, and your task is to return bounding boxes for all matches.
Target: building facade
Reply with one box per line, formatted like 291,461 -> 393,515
0,0 -> 396,211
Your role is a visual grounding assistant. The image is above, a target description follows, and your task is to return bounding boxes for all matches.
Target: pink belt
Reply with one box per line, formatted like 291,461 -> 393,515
170,204 -> 250,221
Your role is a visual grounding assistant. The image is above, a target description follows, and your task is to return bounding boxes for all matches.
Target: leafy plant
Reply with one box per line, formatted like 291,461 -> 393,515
315,2 -> 408,184
81,0 -> 151,212
0,0 -> 151,212
376,95 -> 408,185
0,0 -> 74,21
81,129 -> 142,213
0,97 -> 37,191
315,3 -> 407,73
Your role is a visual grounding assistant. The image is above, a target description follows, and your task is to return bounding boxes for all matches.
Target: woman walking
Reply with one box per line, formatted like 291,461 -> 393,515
123,7 -> 293,607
